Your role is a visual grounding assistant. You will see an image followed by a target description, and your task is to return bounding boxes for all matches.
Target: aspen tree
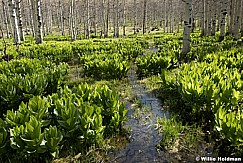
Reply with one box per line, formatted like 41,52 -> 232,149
203,0 -> 208,36
228,0 -> 234,35
122,0 -> 126,36
27,0 -> 35,36
2,0 -> 10,38
59,0 -> 64,35
163,0 -> 166,33
8,0 -> 20,44
86,0 -> 90,39
169,0 -> 173,33
182,0 -> 192,56
233,0 -> 240,40
133,0 -> 137,34
142,0 -> 147,34
16,0 -> 24,41
115,0 -> 119,37
219,0 -> 227,41
70,0 -> 76,40
240,0 -> 243,36
93,0 -> 97,36
101,0 -> 105,37
104,0 -> 109,38
206,0 -> 211,36
31,0 -> 43,44
7,0 -> 14,35
211,1 -> 217,36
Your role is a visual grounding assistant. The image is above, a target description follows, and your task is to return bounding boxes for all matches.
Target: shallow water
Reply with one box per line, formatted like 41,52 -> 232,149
109,64 -> 170,163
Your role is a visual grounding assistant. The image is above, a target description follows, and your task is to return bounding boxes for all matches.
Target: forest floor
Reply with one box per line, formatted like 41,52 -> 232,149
53,44 -> 214,163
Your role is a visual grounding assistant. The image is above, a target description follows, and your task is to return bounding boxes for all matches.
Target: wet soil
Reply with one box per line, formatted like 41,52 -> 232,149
108,64 -> 171,163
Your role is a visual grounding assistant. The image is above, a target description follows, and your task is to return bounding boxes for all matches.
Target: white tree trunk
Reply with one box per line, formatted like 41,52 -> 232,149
219,0 -> 227,41
142,0 -> 147,34
86,0 -> 90,39
7,1 -> 14,37
203,0 -> 208,36
27,0 -> 35,37
93,0 -> 97,36
8,0 -> 20,44
228,0 -> 234,35
59,0 -> 64,35
240,0 -> 243,36
2,0 -> 10,38
211,1 -> 217,36
101,0 -> 105,37
182,0 -> 192,56
31,0 -> 43,44
122,0 -> 126,36
233,0 -> 240,39
70,0 -> 76,40
164,0 -> 166,33
133,0 -> 137,34
206,0 -> 211,36
112,1 -> 116,37
169,0 -> 173,33
17,0 -> 24,41
115,0 -> 119,37
104,0 -> 109,38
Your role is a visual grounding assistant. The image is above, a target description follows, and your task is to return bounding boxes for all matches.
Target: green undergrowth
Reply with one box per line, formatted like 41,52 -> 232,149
0,58 -> 69,115
142,48 -> 243,156
0,84 -> 128,162
157,116 -> 204,155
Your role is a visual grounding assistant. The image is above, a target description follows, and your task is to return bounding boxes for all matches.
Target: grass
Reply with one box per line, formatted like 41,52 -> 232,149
53,132 -> 130,163
156,116 -> 207,161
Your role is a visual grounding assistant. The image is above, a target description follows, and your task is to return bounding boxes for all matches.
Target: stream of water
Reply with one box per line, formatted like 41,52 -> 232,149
109,64 -> 170,163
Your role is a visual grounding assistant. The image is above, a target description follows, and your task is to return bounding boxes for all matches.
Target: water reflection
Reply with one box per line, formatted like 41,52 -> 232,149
109,64 -> 170,162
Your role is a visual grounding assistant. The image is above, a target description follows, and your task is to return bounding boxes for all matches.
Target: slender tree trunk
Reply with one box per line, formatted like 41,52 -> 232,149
0,23 -> 7,56
36,0 -> 43,43
113,0 -> 119,38
182,0 -> 192,56
2,1 -> 10,38
16,0 -> 24,41
169,0 -> 173,33
93,0 -> 97,36
219,0 -> 227,41
233,0 -> 240,40
122,0 -> 126,36
112,1 -> 116,36
42,0 -> 47,36
48,5 -> 53,34
191,2 -> 195,32
228,0 -> 234,35
133,0 -> 137,34
201,0 -> 205,35
31,0 -> 43,44
207,0 -> 212,36
27,0 -> 35,37
211,1 -> 217,36
59,0 -> 64,35
70,0 -> 76,40
104,0 -> 109,38
8,0 -> 20,44
86,0 -> 90,39
164,0 -> 166,33
142,0 -> 147,34
7,1 -> 14,37
101,0 -> 105,37
240,0 -> 243,36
